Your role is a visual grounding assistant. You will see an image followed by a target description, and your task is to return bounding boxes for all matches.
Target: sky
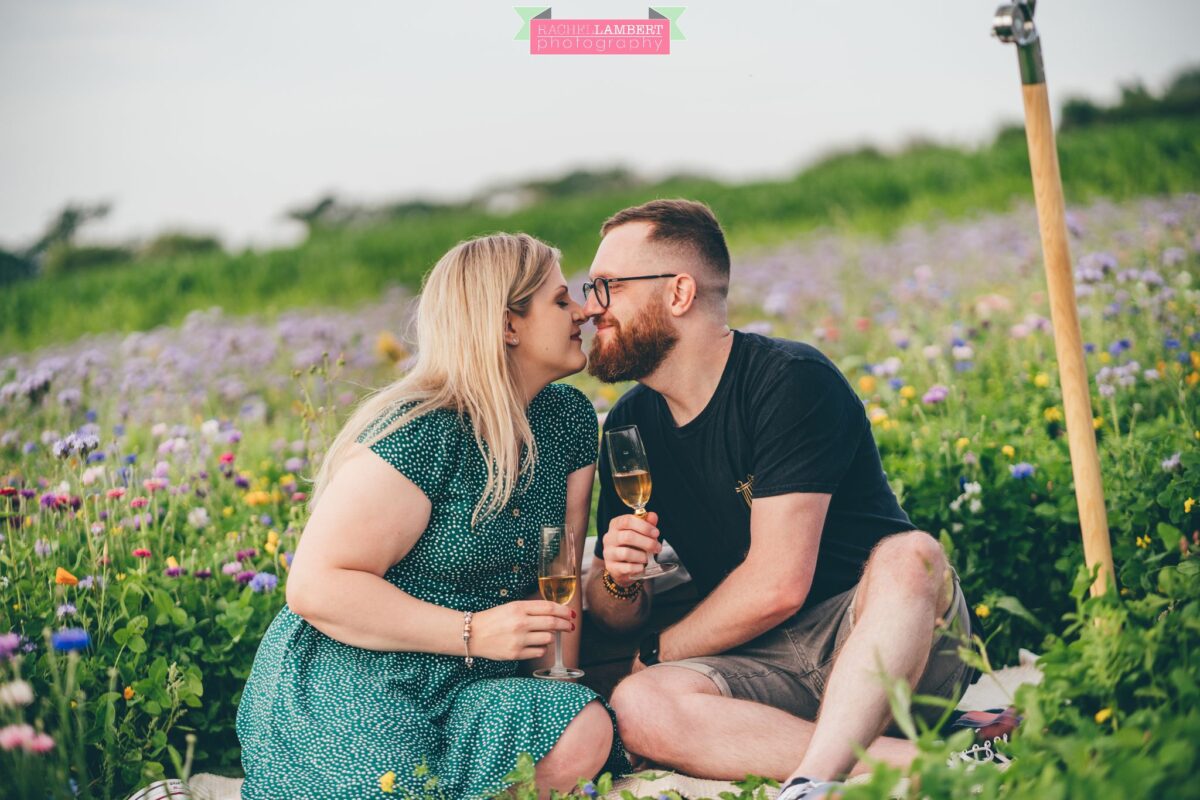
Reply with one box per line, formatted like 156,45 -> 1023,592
1,0 -> 1196,251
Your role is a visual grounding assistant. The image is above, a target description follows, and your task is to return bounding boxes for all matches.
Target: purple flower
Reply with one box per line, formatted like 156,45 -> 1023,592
235,570 -> 256,584
581,783 -> 599,799
1010,462 -> 1036,480
249,572 -> 278,593
50,628 -> 90,653
164,566 -> 185,578
34,539 -> 52,558
237,548 -> 258,561
922,385 -> 950,405
1165,337 -> 1181,350
234,475 -> 250,489
0,632 -> 22,660
77,575 -> 95,590
56,604 -> 76,618
193,568 -> 213,580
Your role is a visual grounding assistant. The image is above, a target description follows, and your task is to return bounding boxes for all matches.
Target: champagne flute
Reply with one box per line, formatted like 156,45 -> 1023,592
605,424 -> 678,581
533,524 -> 584,680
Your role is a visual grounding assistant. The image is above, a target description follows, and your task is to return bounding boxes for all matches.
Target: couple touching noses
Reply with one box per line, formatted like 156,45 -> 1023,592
236,199 -> 979,800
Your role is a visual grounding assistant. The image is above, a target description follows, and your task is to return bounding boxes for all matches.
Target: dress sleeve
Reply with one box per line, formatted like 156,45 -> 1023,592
362,408 -> 462,503
750,360 -> 867,497
559,385 -> 600,473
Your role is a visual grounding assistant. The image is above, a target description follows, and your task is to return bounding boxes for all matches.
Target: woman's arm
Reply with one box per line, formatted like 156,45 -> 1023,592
522,463 -> 593,672
285,445 -> 465,653
286,444 -> 572,660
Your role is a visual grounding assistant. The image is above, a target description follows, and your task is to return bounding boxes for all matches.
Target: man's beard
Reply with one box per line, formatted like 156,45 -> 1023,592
587,301 -> 679,383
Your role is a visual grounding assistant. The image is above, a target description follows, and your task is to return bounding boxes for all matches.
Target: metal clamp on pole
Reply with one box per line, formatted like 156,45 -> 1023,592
992,0 -> 1116,597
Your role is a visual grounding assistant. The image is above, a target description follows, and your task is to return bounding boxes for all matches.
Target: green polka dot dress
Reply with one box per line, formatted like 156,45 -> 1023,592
236,384 -> 627,799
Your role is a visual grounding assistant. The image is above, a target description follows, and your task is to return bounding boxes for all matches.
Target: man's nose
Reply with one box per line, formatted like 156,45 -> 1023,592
581,292 -> 604,319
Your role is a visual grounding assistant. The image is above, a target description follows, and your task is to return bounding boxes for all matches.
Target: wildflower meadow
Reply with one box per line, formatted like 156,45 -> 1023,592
2,193 -> 1199,798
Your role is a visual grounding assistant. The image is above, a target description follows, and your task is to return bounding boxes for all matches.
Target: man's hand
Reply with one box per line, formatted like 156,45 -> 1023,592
602,511 -> 662,586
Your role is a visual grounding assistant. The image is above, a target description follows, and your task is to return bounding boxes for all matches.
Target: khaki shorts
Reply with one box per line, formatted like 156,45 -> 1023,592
662,574 -> 974,733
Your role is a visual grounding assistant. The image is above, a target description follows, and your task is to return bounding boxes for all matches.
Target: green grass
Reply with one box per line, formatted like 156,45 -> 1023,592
4,117 -> 1199,353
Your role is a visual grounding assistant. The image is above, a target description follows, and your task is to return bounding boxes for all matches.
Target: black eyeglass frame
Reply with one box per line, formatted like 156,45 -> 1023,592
582,274 -> 679,309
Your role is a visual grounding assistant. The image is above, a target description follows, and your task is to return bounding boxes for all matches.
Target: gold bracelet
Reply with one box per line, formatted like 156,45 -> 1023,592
602,568 -> 642,601
462,611 -> 475,668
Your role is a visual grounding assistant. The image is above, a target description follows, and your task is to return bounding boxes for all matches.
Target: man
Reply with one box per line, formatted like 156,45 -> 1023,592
581,199 -> 982,799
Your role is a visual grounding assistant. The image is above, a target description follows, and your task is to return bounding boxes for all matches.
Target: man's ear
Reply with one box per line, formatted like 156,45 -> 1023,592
666,273 -> 699,317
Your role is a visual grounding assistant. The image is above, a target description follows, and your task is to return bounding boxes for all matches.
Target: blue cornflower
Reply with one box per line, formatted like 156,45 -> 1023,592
51,628 -> 90,652
249,572 -> 279,593
1010,463 -> 1036,480
1165,337 -> 1181,350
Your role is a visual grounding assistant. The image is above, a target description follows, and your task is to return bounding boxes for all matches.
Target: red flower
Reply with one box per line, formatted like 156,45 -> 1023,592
0,487 -> 16,497
106,488 -> 125,500
219,452 -> 235,465
129,497 -> 149,509
132,548 -> 152,559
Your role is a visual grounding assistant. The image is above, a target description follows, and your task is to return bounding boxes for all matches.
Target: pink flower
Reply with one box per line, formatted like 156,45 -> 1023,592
0,723 -> 34,751
106,488 -> 126,500
291,492 -> 308,503
129,497 -> 149,509
219,452 -> 236,465
25,732 -> 54,753
142,478 -> 168,493
132,548 -> 152,559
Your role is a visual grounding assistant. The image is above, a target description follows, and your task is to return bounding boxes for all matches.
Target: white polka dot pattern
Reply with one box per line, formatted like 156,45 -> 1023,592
236,384 -> 623,798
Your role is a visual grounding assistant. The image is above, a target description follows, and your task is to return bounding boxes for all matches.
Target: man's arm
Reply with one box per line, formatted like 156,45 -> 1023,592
584,511 -> 658,633
651,492 -> 829,664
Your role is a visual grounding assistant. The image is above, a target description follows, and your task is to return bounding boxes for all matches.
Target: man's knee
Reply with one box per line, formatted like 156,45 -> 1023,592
864,530 -> 949,607
610,666 -> 715,758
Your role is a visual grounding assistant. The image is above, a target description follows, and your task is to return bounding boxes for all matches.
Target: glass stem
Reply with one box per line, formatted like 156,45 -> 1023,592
553,630 -> 565,672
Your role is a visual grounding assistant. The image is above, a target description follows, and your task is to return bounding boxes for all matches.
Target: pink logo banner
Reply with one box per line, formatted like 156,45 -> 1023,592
531,18 -> 670,55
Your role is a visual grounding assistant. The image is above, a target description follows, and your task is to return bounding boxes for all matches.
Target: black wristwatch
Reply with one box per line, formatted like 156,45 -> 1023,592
638,631 -> 661,666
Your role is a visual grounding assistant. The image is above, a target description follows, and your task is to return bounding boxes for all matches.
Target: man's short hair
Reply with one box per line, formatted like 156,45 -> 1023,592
601,199 -> 730,299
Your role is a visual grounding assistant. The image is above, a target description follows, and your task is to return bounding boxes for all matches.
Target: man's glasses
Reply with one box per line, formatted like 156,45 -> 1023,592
581,274 -> 678,309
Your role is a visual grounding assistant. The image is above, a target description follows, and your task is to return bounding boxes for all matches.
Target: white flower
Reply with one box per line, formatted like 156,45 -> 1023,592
0,680 -> 33,707
952,345 -> 974,361
968,498 -> 983,514
151,422 -> 168,437
188,507 -> 211,530
81,466 -> 105,486
922,345 -> 942,360
201,419 -> 220,438
963,481 -> 982,497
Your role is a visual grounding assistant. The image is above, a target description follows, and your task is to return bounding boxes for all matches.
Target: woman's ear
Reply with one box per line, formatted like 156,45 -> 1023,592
504,310 -> 520,347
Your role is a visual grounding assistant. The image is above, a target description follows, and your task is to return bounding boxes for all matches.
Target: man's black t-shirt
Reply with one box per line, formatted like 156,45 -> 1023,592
595,330 -> 914,608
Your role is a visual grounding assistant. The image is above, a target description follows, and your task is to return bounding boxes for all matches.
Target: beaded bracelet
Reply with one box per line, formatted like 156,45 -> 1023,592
462,611 -> 475,668
602,568 -> 642,601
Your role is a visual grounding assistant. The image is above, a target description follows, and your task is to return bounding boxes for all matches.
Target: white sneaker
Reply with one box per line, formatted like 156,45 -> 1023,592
947,736 -> 1013,770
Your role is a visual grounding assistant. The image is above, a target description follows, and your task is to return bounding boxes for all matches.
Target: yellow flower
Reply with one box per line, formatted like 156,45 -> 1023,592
975,604 -> 990,619
222,506 -> 234,518
244,490 -> 272,507
267,530 -> 280,544
1099,351 -> 1111,363
1094,707 -> 1113,724
1186,497 -> 1196,514
259,459 -> 272,472
280,473 -> 296,486
868,406 -> 889,425
1001,445 -> 1015,458
280,553 -> 291,571
124,686 -> 135,701
166,556 -> 179,570
379,771 -> 396,794
1033,372 -> 1050,388
899,385 -> 916,399
1136,535 -> 1149,549
117,573 -> 126,581
55,567 -> 79,586
955,437 -> 970,451
265,541 -> 278,555
1192,351 -> 1200,368
1093,416 -> 1104,430
1187,371 -> 1199,387
227,530 -> 240,541
858,375 -> 877,394
1043,407 -> 1063,422
375,331 -> 408,364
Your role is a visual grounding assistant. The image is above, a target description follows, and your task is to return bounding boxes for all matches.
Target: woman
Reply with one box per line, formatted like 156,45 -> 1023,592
236,233 -> 625,799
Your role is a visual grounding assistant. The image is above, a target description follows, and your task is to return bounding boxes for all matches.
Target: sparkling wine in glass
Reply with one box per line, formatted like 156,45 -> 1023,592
533,524 -> 584,680
605,424 -> 677,581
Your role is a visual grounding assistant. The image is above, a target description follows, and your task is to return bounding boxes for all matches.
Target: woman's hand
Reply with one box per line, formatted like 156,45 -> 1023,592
471,600 -> 576,661
601,511 -> 662,587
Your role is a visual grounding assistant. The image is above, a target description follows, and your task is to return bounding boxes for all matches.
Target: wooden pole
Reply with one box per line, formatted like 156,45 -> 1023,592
995,3 -> 1115,596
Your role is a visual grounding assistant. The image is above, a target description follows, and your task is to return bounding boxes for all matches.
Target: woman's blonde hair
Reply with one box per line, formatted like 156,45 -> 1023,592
310,232 -> 561,525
